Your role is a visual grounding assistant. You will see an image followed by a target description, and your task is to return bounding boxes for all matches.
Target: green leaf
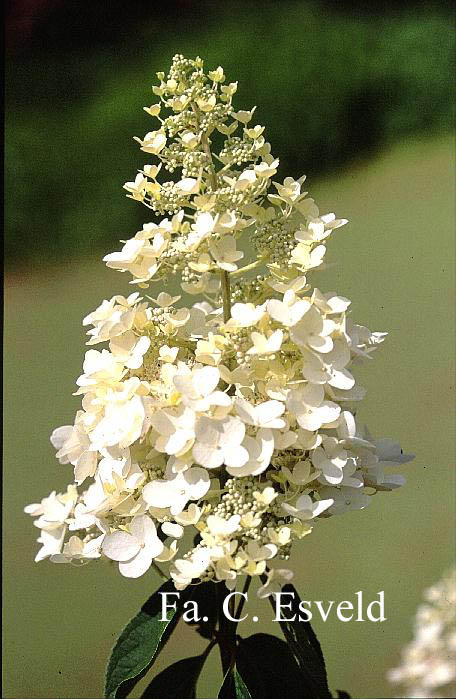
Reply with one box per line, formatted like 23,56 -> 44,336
266,584 -> 331,698
218,666 -> 252,699
236,633 -> 308,698
105,579 -> 188,699
140,653 -> 209,698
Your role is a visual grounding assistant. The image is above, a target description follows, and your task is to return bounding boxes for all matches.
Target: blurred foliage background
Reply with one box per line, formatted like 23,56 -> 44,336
4,1 -> 455,698
5,0 -> 454,263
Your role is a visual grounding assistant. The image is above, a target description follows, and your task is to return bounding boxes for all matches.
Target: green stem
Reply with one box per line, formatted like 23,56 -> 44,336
230,257 -> 268,277
217,583 -> 236,676
234,576 -> 251,625
220,270 -> 232,322
192,102 -> 232,322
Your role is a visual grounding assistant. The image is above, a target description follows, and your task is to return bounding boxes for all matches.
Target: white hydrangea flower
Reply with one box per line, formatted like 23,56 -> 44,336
51,534 -> 105,564
193,415 -> 247,469
287,384 -> 340,432
27,54 -> 414,589
170,547 -> 212,590
257,567 -> 294,598
151,406 -> 196,456
102,515 -> 163,578
133,130 -> 167,154
50,413 -> 98,484
388,568 -> 456,698
235,398 -> 286,429
173,364 -> 230,411
267,290 -> 311,327
318,486 -> 371,515
281,494 -> 334,521
209,235 -> 244,271
311,436 -> 348,485
228,302 -> 266,328
142,467 -> 210,515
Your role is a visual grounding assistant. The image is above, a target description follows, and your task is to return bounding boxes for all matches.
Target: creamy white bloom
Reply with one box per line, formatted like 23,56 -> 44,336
267,290 -> 311,327
151,406 -> 196,456
193,415 -> 248,469
388,568 -> 456,699
282,494 -> 334,520
311,437 -> 348,485
51,534 -> 105,563
209,235 -> 244,272
27,54 -> 413,591
228,303 -> 266,327
142,468 -> 210,515
287,384 -> 340,431
257,567 -> 294,598
235,398 -> 286,429
173,364 -> 230,412
170,547 -> 212,589
102,515 -> 163,577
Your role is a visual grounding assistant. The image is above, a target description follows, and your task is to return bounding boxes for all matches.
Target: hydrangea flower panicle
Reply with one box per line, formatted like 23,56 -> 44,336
26,55 -> 414,593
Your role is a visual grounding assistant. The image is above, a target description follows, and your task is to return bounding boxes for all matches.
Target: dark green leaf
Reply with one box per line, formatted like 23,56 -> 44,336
266,583 -> 331,698
105,579 -> 189,699
218,666 -> 252,699
140,653 -> 208,698
236,633 -> 308,699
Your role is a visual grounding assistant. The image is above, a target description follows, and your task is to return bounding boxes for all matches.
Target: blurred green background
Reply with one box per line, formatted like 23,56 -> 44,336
4,1 -> 455,698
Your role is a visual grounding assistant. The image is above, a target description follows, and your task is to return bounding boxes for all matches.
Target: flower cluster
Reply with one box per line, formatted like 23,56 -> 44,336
26,55 -> 413,592
388,568 -> 456,698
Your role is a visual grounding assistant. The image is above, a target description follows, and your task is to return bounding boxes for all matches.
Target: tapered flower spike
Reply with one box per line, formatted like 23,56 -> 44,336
388,568 -> 456,698
26,55 -> 413,592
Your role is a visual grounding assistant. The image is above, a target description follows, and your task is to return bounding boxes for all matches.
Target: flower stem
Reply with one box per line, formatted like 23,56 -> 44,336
220,270 -> 232,322
216,582 -> 236,676
234,576 -> 251,622
230,257 -> 268,277
192,102 -> 232,322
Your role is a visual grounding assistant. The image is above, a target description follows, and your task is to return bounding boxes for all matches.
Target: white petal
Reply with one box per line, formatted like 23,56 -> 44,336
312,498 -> 334,517
162,431 -> 192,455
184,467 -> 211,499
209,391 -> 232,407
74,451 -> 97,484
301,383 -> 325,406
102,531 -> 140,561
218,417 -> 245,447
296,410 -> 324,432
142,480 -> 176,509
235,398 -> 257,425
50,425 -> 73,452
328,368 -> 355,390
337,411 -> 356,439
130,515 -> 158,546
118,547 -> 154,578
257,428 -> 275,465
155,540 -> 179,562
295,494 -> 313,512
161,522 -> 184,539
318,401 -> 341,425
192,443 -> 223,469
150,411 -> 175,437
223,444 -> 249,468
195,416 -> 220,446
321,461 -> 344,485
255,400 -> 285,428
